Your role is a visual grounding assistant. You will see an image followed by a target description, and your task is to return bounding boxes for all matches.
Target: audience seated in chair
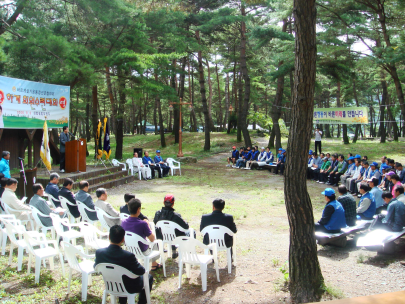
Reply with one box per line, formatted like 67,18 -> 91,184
315,188 -> 346,233
368,178 -> 385,214
120,193 -> 148,221
142,151 -> 162,179
94,225 -> 154,304
121,199 -> 161,271
336,185 -> 357,227
327,154 -> 347,186
315,156 -> 330,183
75,181 -> 98,221
154,150 -> 170,177
132,152 -> 150,181
58,178 -> 81,219
45,173 -> 61,207
153,194 -> 189,259
94,188 -> 121,227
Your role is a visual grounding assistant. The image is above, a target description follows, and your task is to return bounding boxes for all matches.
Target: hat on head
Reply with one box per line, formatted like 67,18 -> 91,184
232,146 -> 236,149
322,188 -> 335,196
348,156 -> 355,161
309,150 -> 313,155
386,171 -> 395,176
278,148 -> 283,151
371,162 -> 378,167
355,154 -> 361,159
322,157 -> 328,161
156,150 -> 161,153
164,194 -> 175,203
282,149 -> 286,153
261,147 -> 265,150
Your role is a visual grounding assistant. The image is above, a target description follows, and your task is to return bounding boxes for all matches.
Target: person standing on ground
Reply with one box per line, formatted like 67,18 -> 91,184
59,126 -> 70,173
314,127 -> 322,155
0,151 -> 11,178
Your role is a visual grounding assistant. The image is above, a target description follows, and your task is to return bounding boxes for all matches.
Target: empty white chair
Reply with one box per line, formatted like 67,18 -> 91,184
125,231 -> 166,277
174,236 -> 220,292
95,263 -> 151,304
120,213 -> 130,221
166,158 -> 181,176
63,241 -> 95,302
95,207 -> 120,232
2,200 -> 34,229
0,214 -> 17,255
77,201 -> 98,225
79,222 -> 109,254
59,196 -> 80,224
155,220 -> 195,257
50,213 -> 83,247
4,219 -> 31,271
112,159 -> 127,171
29,206 -> 56,240
24,231 -> 65,284
201,225 -> 236,273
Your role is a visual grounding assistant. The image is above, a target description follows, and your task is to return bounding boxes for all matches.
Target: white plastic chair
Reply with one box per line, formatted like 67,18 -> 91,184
166,158 -> 181,176
45,192 -> 59,209
2,200 -> 34,229
95,263 -> 151,304
95,207 -> 120,232
112,159 -> 127,171
174,236 -> 220,292
3,219 -> 32,271
120,213 -> 130,221
77,201 -> 98,225
79,222 -> 109,254
50,213 -> 83,248
129,158 -> 148,180
155,220 -> 195,257
59,196 -> 80,224
125,231 -> 166,277
29,206 -> 56,240
0,214 -> 17,255
24,231 -> 65,284
201,225 -> 236,274
63,241 -> 96,302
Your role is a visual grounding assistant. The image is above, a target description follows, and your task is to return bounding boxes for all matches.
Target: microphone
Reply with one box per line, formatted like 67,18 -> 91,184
68,132 -> 75,137
18,157 -> 24,161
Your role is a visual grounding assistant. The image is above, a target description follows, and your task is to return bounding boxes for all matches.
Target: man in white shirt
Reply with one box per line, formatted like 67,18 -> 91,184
345,159 -> 361,191
132,152 -> 151,181
314,127 -> 322,155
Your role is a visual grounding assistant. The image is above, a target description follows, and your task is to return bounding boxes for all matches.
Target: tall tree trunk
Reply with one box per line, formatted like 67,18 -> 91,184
237,71 -> 243,142
143,95 -> 147,135
105,66 -> 117,133
115,69 -> 126,159
86,94 -> 91,141
379,82 -> 387,143
225,73 -> 230,132
196,30 -> 210,151
188,60 -> 198,132
155,74 -> 166,148
205,58 -> 215,130
337,80 -> 349,143
171,60 -> 180,143
239,4 -> 252,148
285,0 -> 324,302
215,63 -> 223,130
92,86 -> 99,159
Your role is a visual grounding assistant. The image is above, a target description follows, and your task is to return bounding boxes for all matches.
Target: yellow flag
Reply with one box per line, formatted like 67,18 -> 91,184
96,120 -> 103,159
40,120 -> 52,170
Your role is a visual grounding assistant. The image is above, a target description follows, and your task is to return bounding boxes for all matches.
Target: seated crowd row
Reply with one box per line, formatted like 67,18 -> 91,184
0,175 -> 237,303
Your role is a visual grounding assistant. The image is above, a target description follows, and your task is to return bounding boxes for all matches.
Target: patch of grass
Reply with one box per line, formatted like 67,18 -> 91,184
271,257 -> 280,267
357,253 -> 367,264
323,283 -> 345,299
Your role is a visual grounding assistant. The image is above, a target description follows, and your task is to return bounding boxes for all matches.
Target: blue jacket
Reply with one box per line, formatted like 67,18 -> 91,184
142,156 -> 154,165
245,151 -> 252,161
359,191 -> 376,219
0,158 -> 10,178
232,150 -> 239,159
324,200 -> 346,231
383,199 -> 405,232
154,155 -> 163,163
266,152 -> 274,163
251,150 -> 259,161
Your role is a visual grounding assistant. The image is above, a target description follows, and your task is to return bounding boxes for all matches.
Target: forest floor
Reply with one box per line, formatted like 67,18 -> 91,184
1,134 -> 405,303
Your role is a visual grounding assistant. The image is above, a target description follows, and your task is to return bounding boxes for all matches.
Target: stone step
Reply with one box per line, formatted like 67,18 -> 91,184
71,170 -> 128,190
88,175 -> 135,193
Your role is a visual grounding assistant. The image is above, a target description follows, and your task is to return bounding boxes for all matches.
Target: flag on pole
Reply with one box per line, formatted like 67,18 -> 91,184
96,120 -> 103,159
40,120 -> 52,170
103,117 -> 111,160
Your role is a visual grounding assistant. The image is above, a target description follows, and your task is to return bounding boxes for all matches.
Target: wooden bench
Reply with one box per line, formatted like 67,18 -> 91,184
262,164 -> 277,173
356,228 -> 405,254
315,220 -> 373,247
308,290 -> 405,304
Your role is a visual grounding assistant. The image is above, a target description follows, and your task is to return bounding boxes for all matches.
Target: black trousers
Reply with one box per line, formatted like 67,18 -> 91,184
149,165 -> 162,178
314,223 -> 341,233
158,164 -> 170,176
315,141 -> 322,155
119,274 -> 154,304
275,163 -> 285,174
330,173 -> 343,185
60,152 -> 65,170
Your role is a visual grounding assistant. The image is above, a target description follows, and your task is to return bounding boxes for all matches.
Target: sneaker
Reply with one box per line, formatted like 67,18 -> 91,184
319,182 -> 324,184
357,194 -> 362,198
232,165 -> 236,168
226,165 -> 231,167
325,182 -> 331,185
60,169 -> 65,173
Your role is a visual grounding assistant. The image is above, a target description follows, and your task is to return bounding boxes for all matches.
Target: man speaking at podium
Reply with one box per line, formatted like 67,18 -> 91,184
60,126 -> 70,173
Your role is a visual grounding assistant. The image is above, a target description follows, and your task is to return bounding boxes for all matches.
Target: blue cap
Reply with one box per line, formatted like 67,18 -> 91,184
355,154 -> 361,159
371,162 -> 378,167
322,188 -> 335,196
156,150 -> 161,153
282,149 -> 286,153
309,150 -> 313,155
278,148 -> 283,151
348,156 -> 355,161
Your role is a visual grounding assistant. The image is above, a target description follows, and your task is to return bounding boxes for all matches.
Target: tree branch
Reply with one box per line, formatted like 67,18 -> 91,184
0,0 -> 28,36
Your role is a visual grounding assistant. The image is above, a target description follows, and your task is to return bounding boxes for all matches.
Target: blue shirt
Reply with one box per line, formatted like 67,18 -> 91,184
245,151 -> 252,161
142,156 -> 154,165
370,186 -> 385,208
383,199 -> 405,231
0,158 -> 10,178
154,155 -> 163,163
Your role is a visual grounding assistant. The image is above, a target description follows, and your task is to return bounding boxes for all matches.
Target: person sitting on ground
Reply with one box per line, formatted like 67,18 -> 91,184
395,163 -> 405,184
30,183 -> 66,227
58,178 -> 81,219
315,188 -> 346,233
121,198 -> 162,270
153,194 -> 189,259
369,162 -> 381,181
120,193 -> 149,221
356,184 -> 376,220
368,178 -> 385,214
329,154 -> 347,187
337,185 -> 357,227
315,157 -> 331,183
45,173 -> 61,207
94,188 -> 121,227
227,146 -> 239,167
200,198 -> 237,256
154,150 -> 170,177
390,174 -> 402,198
94,225 -> 154,304
142,151 -> 162,179
2,178 -> 32,229
75,180 -> 98,221
369,191 -> 405,232
340,156 -> 355,186
133,152 -> 151,180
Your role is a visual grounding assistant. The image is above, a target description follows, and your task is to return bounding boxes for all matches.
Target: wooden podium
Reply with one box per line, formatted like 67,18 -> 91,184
65,138 -> 87,173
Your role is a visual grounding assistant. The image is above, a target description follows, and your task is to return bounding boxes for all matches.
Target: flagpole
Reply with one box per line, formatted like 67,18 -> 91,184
38,116 -> 51,176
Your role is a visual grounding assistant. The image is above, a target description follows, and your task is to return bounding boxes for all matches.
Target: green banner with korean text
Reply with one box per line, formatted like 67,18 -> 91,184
313,107 -> 368,125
